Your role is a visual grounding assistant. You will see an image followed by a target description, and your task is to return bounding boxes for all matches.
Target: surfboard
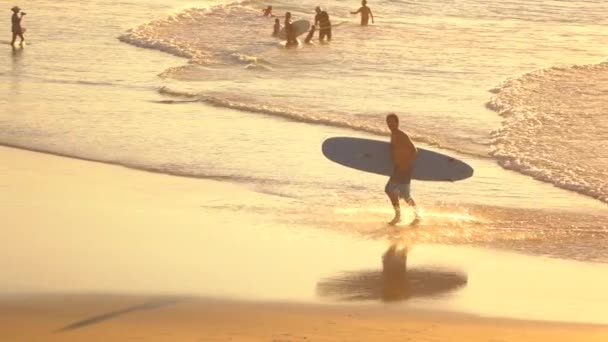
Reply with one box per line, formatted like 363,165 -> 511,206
278,20 -> 310,40
322,137 -> 474,182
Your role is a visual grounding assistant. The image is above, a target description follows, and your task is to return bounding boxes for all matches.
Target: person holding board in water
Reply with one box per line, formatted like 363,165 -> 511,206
11,6 -> 26,45
351,0 -> 374,26
385,113 -> 421,225
314,6 -> 331,42
283,12 -> 298,46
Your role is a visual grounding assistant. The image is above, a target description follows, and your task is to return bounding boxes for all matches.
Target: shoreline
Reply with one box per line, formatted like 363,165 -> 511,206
2,144 -> 608,327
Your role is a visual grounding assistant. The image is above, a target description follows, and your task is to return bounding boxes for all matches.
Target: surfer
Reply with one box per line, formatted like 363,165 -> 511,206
314,6 -> 332,42
351,0 -> 374,26
10,6 -> 26,45
284,12 -> 298,46
272,18 -> 281,37
262,5 -> 273,17
385,113 -> 421,225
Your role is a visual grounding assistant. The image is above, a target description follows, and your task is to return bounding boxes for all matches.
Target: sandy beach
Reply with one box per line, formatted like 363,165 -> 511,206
2,294 -> 608,341
1,146 -> 607,341
2,0 -> 608,340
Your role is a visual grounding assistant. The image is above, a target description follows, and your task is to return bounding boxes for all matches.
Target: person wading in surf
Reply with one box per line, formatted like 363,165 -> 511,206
284,12 -> 298,46
351,0 -> 374,26
314,6 -> 331,42
272,18 -> 281,37
262,5 -> 273,17
385,113 -> 421,225
11,6 -> 26,45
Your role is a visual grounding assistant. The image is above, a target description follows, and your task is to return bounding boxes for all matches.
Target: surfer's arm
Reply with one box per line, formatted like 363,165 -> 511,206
351,8 -> 361,14
369,9 -> 374,23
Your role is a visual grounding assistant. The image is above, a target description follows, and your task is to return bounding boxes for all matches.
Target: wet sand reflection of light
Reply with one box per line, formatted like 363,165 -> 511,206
317,243 -> 467,302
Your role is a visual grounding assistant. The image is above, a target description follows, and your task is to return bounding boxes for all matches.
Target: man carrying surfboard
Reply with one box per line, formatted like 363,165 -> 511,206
385,113 -> 421,225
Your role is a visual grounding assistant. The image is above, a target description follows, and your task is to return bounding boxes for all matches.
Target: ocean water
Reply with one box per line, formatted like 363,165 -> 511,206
1,0 -> 607,263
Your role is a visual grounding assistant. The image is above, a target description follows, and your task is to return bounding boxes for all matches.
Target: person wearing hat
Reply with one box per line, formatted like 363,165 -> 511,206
314,6 -> 331,42
11,6 -> 26,45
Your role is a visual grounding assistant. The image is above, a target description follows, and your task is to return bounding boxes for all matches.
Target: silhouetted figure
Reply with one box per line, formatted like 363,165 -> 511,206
385,113 -> 421,225
284,12 -> 298,46
314,6 -> 332,42
262,5 -> 273,17
351,0 -> 374,26
304,25 -> 316,44
272,18 -> 281,37
11,6 -> 26,45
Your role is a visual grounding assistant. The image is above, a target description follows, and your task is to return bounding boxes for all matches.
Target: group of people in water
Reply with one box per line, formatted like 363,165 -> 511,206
266,0 -> 374,46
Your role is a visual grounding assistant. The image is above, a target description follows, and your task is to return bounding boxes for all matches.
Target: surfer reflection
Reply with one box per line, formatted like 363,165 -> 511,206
284,12 -> 298,47
317,243 -> 467,302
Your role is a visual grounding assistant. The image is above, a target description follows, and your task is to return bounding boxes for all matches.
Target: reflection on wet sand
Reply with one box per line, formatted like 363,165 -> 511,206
317,243 -> 467,302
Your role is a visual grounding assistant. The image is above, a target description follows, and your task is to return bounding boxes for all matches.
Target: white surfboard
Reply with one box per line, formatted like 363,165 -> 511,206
278,20 -> 310,40
322,137 -> 474,182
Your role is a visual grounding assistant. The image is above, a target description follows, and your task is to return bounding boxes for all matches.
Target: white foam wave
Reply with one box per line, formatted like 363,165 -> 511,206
157,86 -> 451,148
118,2 -> 267,66
488,62 -> 608,203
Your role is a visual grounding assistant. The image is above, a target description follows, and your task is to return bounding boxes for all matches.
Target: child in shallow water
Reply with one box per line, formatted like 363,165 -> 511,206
272,18 -> 281,37
304,25 -> 316,44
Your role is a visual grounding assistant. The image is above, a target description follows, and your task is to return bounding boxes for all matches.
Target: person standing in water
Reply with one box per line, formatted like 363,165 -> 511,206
385,113 -> 421,225
314,6 -> 331,42
284,12 -> 298,46
262,6 -> 273,17
272,18 -> 281,37
351,0 -> 374,26
11,6 -> 26,45
304,25 -> 316,44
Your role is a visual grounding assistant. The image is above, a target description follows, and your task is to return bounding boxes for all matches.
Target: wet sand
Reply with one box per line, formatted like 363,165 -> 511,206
1,294 -> 607,342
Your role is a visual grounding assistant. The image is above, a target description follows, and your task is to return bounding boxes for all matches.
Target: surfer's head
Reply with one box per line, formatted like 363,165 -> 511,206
315,6 -> 321,13
285,12 -> 291,20
11,6 -> 20,13
362,0 -> 367,6
386,113 -> 399,131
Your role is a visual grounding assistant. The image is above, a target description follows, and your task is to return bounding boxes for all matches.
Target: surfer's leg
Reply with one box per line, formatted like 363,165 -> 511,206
400,184 -> 421,221
385,181 -> 401,225
327,28 -> 332,41
11,32 -> 17,45
405,196 -> 422,220
18,33 -> 24,44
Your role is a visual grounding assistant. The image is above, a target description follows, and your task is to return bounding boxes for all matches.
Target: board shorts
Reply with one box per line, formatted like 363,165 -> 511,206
319,28 -> 331,41
385,180 -> 412,200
